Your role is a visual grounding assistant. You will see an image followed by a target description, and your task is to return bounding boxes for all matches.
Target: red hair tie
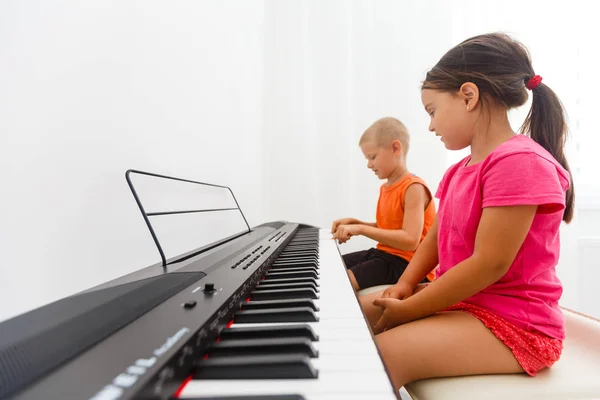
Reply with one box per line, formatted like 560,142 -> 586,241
526,75 -> 542,90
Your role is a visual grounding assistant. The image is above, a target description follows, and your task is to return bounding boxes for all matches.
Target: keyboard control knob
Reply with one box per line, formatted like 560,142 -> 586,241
204,283 -> 215,293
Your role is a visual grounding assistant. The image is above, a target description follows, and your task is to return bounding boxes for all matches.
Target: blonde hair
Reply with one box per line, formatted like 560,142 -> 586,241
359,117 -> 410,156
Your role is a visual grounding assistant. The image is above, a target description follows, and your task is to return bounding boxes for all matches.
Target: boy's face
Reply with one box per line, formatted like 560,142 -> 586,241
360,139 -> 402,180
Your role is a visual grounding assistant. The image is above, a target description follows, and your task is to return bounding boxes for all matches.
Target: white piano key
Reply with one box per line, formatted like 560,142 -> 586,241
184,394 -> 397,400
178,371 -> 396,398
310,352 -> 385,372
311,338 -> 380,356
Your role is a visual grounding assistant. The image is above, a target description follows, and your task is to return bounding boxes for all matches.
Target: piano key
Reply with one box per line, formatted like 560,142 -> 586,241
268,266 -> 319,273
183,396 -> 306,400
239,297 -> 362,321
273,256 -> 319,262
193,354 -> 318,379
183,396 -> 393,400
229,320 -> 373,341
179,371 -> 395,398
255,277 -> 319,287
278,250 -> 318,256
207,337 -> 318,358
242,299 -> 319,312
288,247 -> 316,253
280,247 -> 318,253
250,288 -> 319,301
309,352 -> 384,372
310,339 -> 380,356
219,324 -> 319,342
274,261 -> 318,267
277,251 -> 318,258
272,263 -> 319,269
277,251 -> 318,257
281,244 -> 317,248
265,271 -> 319,280
234,307 -> 319,323
207,337 -> 384,373
254,282 -> 319,292
277,253 -> 318,260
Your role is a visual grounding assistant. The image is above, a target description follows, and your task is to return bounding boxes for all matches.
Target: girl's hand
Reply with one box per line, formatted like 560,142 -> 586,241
372,297 -> 415,334
381,281 -> 415,299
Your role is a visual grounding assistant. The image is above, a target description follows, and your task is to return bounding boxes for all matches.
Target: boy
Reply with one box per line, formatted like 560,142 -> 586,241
332,117 -> 436,291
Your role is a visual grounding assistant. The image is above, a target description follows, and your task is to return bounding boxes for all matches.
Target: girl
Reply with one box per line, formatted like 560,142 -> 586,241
359,32 -> 574,391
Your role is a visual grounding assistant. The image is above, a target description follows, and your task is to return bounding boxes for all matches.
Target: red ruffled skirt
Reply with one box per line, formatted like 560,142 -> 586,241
444,302 -> 563,376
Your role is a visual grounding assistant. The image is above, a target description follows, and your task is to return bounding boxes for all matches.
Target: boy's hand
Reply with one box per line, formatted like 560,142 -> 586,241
333,224 -> 361,244
372,298 -> 414,334
331,218 -> 357,233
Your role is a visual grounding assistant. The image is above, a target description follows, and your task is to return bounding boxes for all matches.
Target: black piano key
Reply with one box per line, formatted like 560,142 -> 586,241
272,260 -> 319,268
254,282 -> 319,292
256,277 -> 319,287
281,246 -> 318,252
279,252 -> 318,258
280,247 -> 317,252
274,260 -> 319,267
272,260 -> 319,267
207,337 -> 318,358
219,324 -> 319,342
267,267 -> 319,275
250,288 -> 318,300
275,253 -> 319,261
277,252 -> 318,258
234,307 -> 319,323
279,247 -> 318,252
242,299 -> 319,312
194,354 -> 318,379
276,258 -> 319,264
280,245 -> 318,250
280,250 -> 317,255
265,271 -> 319,280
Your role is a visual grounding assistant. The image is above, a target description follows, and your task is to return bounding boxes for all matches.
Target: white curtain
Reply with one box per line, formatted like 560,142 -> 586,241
260,0 -> 600,317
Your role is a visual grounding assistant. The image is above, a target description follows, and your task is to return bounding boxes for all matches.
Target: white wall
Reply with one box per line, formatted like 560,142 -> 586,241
0,0 -> 265,321
0,1 -> 452,322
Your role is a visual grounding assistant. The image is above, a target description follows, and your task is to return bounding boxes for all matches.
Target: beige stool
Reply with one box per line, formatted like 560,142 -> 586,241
357,286 -> 600,400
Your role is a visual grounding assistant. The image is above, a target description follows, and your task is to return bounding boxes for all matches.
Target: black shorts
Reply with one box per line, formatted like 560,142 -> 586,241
343,248 -> 428,290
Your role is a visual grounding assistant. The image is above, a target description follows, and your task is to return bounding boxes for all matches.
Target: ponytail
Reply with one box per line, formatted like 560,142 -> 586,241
520,83 -> 575,223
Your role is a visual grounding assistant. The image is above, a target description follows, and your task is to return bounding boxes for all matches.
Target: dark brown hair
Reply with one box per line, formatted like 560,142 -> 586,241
422,33 -> 574,223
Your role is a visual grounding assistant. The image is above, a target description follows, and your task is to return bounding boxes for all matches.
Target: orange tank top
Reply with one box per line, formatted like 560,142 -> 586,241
376,174 -> 436,282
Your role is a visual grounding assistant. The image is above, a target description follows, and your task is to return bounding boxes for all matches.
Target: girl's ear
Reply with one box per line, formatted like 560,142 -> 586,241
459,82 -> 480,110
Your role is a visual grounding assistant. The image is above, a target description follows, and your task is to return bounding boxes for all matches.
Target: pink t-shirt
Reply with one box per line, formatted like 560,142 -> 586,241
436,135 -> 570,340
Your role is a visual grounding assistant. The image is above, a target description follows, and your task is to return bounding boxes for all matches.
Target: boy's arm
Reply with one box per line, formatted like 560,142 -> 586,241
356,221 -> 378,227
331,218 -> 377,235
357,184 -> 428,251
